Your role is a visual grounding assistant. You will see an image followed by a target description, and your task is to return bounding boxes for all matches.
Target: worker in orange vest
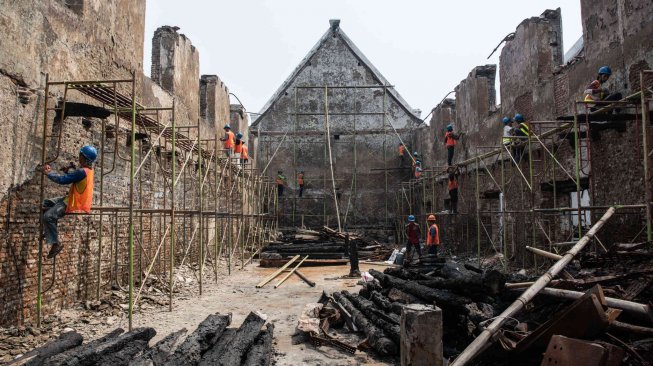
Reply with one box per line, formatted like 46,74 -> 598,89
297,171 -> 305,197
448,172 -> 459,214
444,124 -> 462,166
398,143 -> 406,168
414,160 -> 423,179
41,145 -> 97,259
220,124 -> 235,156
425,214 -> 441,256
233,132 -> 244,160
241,141 -> 249,165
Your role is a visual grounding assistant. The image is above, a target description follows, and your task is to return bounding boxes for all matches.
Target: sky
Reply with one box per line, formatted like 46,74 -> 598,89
144,1 -> 582,120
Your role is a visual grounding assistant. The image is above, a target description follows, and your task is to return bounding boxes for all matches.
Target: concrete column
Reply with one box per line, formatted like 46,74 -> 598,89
400,304 -> 443,366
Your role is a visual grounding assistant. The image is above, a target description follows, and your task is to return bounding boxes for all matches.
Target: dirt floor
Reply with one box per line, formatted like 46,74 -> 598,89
1,261 -> 397,365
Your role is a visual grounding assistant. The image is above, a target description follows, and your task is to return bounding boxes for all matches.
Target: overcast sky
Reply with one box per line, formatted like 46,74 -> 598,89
144,1 -> 582,119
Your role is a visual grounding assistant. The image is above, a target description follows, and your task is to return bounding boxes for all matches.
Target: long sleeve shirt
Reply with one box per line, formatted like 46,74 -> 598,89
47,168 -> 87,185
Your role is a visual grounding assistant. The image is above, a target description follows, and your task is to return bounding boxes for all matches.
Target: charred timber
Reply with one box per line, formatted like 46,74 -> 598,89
7,331 -> 83,366
242,323 -> 275,366
201,312 -> 266,366
165,313 -> 231,365
44,328 -> 155,366
129,328 -> 187,366
369,269 -> 472,311
343,291 -> 401,344
332,291 -> 398,356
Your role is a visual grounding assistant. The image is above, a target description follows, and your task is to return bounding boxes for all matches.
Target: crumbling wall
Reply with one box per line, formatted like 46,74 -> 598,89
151,26 -> 200,129
200,74 -> 230,132
417,1 -> 653,262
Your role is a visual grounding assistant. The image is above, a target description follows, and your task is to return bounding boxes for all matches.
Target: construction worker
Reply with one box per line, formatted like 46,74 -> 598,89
276,170 -> 287,197
414,160 -> 423,179
297,171 -> 305,197
404,215 -> 422,266
512,114 -> 530,163
41,145 -> 97,259
502,117 -> 513,146
398,143 -> 406,168
448,172 -> 459,214
220,124 -> 235,157
425,214 -> 440,256
444,124 -> 462,166
233,132 -> 244,160
584,66 -> 622,111
241,141 -> 249,165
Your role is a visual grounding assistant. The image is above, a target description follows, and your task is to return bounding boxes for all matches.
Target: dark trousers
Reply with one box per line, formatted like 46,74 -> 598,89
405,241 -> 422,263
590,92 -> 623,112
427,244 -> 439,256
447,146 -> 455,166
43,197 -> 66,245
277,184 -> 284,197
512,145 -> 524,163
449,188 -> 458,213
298,184 -> 304,197
399,154 -> 406,168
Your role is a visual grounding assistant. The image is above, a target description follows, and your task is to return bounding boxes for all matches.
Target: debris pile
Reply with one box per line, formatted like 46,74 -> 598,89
260,227 -> 394,267
7,312 -> 274,366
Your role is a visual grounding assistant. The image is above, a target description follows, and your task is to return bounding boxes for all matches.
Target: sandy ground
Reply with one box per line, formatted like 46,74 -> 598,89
45,262 -> 398,366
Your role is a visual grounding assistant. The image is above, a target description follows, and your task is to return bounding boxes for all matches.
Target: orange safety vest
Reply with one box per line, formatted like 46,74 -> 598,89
445,131 -> 456,147
415,167 -> 422,179
242,145 -> 249,160
65,168 -> 94,214
399,145 -> 405,156
297,173 -> 304,185
448,178 -> 458,191
234,139 -> 243,153
224,131 -> 235,149
426,223 -> 440,246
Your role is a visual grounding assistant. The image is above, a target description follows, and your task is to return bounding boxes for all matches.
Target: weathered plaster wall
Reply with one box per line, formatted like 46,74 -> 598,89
254,22 -> 421,230
200,74 -> 230,132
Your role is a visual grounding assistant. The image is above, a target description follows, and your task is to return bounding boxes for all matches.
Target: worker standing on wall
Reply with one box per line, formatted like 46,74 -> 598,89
276,170 -> 287,198
584,66 -> 622,111
448,171 -> 459,214
404,215 -> 422,266
444,124 -> 462,166
512,113 -> 530,163
425,214 -> 441,256
398,143 -> 406,168
297,170 -> 305,197
233,132 -> 244,161
220,124 -> 235,157
241,141 -> 249,165
41,145 -> 97,259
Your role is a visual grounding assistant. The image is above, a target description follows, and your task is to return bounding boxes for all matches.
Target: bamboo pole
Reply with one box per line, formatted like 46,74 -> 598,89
450,206 -> 616,366
525,246 -> 562,260
256,255 -> 300,288
324,86 -> 342,232
274,255 -> 308,288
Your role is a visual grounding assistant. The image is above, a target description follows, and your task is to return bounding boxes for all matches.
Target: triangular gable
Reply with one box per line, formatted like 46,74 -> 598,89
252,20 -> 421,128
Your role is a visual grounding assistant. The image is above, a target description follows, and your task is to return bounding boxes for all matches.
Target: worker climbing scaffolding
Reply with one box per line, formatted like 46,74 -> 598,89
584,66 -> 623,111
41,145 -> 97,259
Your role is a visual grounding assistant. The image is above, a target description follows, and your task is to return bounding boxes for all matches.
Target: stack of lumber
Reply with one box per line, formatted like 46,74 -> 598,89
260,227 -> 394,267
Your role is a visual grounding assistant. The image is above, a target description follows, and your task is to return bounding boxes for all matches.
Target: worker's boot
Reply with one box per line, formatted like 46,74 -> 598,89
47,243 -> 64,259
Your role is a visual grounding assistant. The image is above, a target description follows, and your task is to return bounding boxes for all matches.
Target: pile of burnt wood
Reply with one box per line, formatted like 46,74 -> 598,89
307,250 -> 653,365
260,227 -> 393,267
8,312 -> 274,366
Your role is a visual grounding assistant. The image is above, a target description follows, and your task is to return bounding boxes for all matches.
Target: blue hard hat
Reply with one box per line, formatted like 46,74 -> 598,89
224,124 -> 231,129
514,114 -> 524,122
236,132 -> 243,138
80,145 -> 97,162
413,151 -> 418,156
446,124 -> 453,131
408,215 -> 415,222
598,66 -> 612,75
502,117 -> 511,124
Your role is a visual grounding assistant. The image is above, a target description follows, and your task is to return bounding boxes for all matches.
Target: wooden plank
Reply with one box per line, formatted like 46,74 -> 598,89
259,258 -> 348,268
256,255 -> 300,288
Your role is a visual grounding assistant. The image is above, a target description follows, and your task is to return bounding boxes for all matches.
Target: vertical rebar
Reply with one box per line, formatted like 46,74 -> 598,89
169,100 -> 176,312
